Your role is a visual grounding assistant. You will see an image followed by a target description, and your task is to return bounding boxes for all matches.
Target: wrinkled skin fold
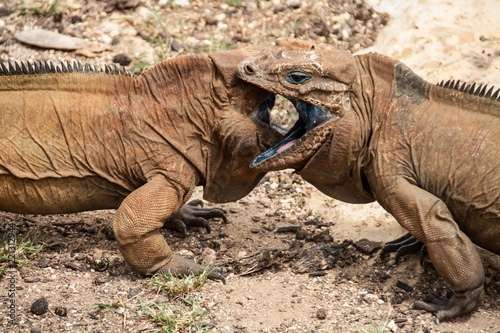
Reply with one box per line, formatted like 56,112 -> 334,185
237,38 -> 500,321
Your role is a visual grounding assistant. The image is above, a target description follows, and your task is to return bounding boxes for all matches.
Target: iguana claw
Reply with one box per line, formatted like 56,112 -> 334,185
156,254 -> 226,284
413,285 -> 482,322
164,200 -> 228,237
380,232 -> 426,264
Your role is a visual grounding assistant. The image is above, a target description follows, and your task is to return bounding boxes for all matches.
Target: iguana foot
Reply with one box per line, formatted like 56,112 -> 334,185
380,232 -> 426,264
156,254 -> 226,284
413,285 -> 483,324
164,200 -> 228,238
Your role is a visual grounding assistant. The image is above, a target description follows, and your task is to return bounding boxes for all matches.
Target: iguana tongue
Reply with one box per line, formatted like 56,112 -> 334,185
276,139 -> 298,154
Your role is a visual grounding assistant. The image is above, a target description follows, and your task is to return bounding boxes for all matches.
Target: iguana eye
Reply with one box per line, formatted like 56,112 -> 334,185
285,70 -> 312,85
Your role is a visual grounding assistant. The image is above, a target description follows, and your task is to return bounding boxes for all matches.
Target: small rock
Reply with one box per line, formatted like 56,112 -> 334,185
275,226 -> 301,233
113,53 -> 132,66
170,38 -> 183,52
30,298 -> 49,315
70,15 -> 83,24
386,319 -> 397,331
172,0 -> 190,7
30,327 -> 42,333
263,224 -> 276,232
396,280 -> 413,292
205,15 -> 217,25
128,288 -> 141,298
312,230 -> 333,243
24,276 -> 41,283
200,248 -> 217,265
252,216 -> 261,222
296,229 -> 308,240
64,261 -> 83,271
316,308 -> 327,320
286,0 -> 301,9
38,258 -> 50,268
353,239 -> 382,254
54,306 -> 68,317
251,229 -> 260,234
15,30 -> 88,50
137,31 -> 151,42
362,293 -> 379,304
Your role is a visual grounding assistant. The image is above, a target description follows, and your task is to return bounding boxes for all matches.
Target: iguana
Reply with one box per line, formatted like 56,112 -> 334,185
0,45 -> 284,280
236,39 -> 500,321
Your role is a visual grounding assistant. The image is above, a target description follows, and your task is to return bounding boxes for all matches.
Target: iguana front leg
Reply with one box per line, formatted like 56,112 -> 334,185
112,175 -> 224,281
163,199 -> 227,238
380,180 -> 484,322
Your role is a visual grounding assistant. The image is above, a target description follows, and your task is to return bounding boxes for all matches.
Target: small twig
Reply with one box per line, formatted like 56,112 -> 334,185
229,251 -> 263,264
237,261 -> 276,276
21,216 -> 38,224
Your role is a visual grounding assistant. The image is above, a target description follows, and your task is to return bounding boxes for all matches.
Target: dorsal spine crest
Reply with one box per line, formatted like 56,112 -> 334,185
437,78 -> 500,101
0,60 -> 133,77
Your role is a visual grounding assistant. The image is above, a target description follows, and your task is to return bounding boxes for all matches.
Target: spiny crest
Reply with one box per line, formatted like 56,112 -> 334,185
0,60 -> 133,77
437,79 -> 500,101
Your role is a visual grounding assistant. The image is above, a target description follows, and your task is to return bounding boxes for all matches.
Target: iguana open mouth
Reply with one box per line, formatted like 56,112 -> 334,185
251,94 -> 288,134
250,99 -> 337,167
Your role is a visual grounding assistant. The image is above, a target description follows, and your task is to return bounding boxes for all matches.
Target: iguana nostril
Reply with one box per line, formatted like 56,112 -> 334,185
244,64 -> 255,75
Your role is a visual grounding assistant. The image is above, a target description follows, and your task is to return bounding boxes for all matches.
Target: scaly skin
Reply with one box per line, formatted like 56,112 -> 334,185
0,45 -> 285,279
237,39 -> 500,321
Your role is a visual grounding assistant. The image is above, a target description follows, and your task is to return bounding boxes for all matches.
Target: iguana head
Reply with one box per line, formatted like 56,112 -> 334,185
201,45 -> 286,203
236,39 -> 358,170
236,39 -> 373,203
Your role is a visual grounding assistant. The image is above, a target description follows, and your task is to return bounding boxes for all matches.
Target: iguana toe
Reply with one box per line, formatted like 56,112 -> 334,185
156,254 -> 226,284
380,232 -> 425,264
163,200 -> 227,237
413,285 -> 482,323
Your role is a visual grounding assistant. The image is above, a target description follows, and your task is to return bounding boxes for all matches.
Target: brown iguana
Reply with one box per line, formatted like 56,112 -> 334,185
236,39 -> 500,321
0,45 -> 284,280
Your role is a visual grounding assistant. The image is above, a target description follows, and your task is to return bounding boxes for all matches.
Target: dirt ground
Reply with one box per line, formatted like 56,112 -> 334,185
0,0 -> 499,332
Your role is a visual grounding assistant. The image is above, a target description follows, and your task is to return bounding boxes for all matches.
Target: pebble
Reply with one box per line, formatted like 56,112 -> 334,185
113,54 -> 132,66
24,276 -> 41,283
353,239 -> 382,254
286,0 -> 301,9
316,308 -> 327,320
312,229 -> 333,243
170,38 -> 183,52
30,298 -> 49,315
15,30 -> 89,50
172,0 -> 190,7
362,293 -> 379,304
128,287 -> 141,297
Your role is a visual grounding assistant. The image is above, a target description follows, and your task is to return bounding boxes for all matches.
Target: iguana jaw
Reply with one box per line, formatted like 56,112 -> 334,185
250,99 -> 336,169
